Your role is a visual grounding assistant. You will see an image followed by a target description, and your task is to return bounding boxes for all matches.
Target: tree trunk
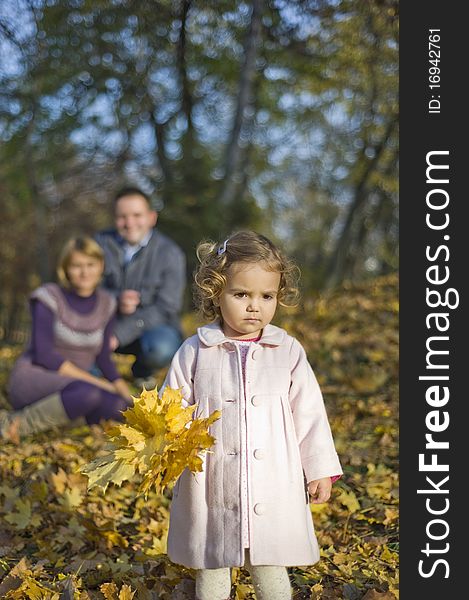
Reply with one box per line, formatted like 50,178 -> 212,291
25,115 -> 50,283
217,0 -> 263,208
150,113 -> 173,185
177,0 -> 193,133
324,116 -> 398,289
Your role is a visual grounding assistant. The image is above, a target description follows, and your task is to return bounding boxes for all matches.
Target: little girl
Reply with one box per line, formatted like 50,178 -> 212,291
163,231 -> 342,600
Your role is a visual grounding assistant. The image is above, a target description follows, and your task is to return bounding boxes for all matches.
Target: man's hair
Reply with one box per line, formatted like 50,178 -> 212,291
113,186 -> 153,208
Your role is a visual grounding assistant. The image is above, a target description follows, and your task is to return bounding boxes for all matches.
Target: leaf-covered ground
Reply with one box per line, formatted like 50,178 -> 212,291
0,274 -> 398,599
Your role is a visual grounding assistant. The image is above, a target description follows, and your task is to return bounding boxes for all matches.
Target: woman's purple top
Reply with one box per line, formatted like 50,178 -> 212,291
30,289 -> 120,381
7,283 -> 119,409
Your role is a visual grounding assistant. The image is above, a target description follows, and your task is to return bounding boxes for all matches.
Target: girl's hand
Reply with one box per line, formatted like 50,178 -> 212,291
307,477 -> 332,504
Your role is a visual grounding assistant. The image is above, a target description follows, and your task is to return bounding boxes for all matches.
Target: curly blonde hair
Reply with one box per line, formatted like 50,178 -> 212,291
194,230 -> 300,322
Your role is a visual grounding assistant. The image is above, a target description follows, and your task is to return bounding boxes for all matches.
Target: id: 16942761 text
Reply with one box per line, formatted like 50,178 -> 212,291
428,29 -> 441,114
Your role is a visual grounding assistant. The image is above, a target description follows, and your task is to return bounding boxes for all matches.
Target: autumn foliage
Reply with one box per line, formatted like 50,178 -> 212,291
0,274 -> 398,599
82,386 -> 220,498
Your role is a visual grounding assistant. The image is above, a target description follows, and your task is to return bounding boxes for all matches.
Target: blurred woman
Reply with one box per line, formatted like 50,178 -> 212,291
1,236 -> 132,441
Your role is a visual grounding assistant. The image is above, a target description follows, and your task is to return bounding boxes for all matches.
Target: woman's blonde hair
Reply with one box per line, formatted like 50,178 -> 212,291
194,230 -> 300,321
56,236 -> 104,288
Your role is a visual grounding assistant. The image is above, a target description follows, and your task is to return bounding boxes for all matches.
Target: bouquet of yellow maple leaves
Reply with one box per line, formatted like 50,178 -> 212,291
82,386 -> 221,498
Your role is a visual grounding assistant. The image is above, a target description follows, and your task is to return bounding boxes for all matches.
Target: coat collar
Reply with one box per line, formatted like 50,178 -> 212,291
197,322 -> 286,347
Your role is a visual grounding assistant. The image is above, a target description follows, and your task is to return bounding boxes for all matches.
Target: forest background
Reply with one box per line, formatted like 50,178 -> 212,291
0,1 -> 398,598
0,0 -> 398,339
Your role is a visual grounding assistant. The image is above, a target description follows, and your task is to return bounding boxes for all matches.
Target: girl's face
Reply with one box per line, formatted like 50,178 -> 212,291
66,251 -> 104,297
218,261 -> 280,340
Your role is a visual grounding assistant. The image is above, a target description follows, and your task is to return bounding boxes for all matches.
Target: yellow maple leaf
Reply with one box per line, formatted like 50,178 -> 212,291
82,386 -> 221,497
234,583 -> 253,599
119,583 -> 136,600
82,456 -> 136,493
58,486 -> 84,510
165,400 -> 195,435
117,424 -> 146,448
100,582 -> 119,600
8,576 -> 58,600
4,498 -> 41,530
337,489 -> 361,513
50,467 -> 68,494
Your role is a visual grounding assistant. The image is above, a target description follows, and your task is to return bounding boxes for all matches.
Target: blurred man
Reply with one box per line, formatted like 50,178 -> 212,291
96,187 -> 186,387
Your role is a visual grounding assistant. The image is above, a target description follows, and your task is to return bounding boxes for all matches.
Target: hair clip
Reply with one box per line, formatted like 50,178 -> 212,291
217,239 -> 228,256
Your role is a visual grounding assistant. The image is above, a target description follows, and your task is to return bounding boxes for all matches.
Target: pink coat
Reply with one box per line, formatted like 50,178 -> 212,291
163,323 -> 342,569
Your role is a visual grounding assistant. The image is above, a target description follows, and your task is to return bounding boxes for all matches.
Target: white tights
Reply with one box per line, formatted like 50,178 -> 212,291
195,551 -> 292,600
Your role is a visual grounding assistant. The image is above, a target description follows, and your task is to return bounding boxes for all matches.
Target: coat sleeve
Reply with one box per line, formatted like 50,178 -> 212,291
289,338 -> 343,483
160,336 -> 198,407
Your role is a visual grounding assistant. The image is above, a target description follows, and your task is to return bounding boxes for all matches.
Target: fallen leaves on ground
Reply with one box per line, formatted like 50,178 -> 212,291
0,274 -> 398,598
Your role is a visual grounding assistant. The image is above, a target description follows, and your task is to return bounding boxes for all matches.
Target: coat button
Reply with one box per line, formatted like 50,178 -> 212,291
253,449 -> 265,460
251,349 -> 259,360
254,503 -> 266,515
251,396 -> 262,407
